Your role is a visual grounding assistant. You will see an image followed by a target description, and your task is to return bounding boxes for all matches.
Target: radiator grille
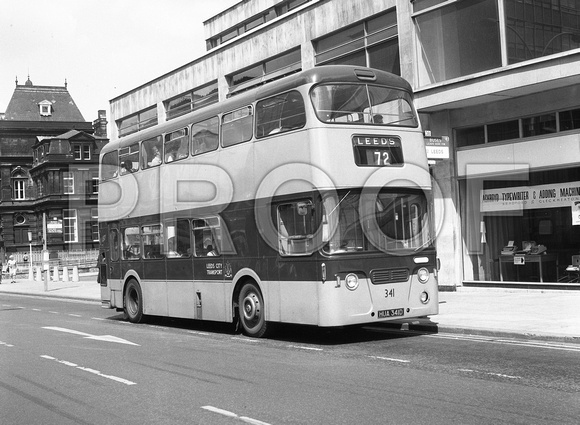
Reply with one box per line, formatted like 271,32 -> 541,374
370,268 -> 409,285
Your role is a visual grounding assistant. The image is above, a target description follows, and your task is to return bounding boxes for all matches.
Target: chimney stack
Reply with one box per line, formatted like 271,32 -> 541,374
93,110 -> 108,138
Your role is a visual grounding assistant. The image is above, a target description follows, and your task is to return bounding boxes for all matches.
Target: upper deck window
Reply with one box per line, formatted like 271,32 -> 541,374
310,84 -> 418,127
222,106 -> 253,147
164,128 -> 189,162
101,150 -> 119,180
256,91 -> 306,138
192,117 -> 219,156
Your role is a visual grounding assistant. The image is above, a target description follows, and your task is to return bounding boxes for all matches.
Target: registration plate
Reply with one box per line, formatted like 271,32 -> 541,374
378,308 -> 404,318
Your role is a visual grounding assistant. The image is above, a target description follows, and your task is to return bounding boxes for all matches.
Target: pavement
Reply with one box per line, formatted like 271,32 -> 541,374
1,274 -> 579,342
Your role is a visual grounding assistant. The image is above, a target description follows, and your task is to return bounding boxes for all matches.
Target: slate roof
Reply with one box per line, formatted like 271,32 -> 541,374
3,82 -> 86,122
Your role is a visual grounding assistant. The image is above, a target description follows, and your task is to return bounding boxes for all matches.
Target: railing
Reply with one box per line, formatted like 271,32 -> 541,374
10,249 -> 99,275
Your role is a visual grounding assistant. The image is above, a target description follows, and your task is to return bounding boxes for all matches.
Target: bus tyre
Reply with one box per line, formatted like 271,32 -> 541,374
124,279 -> 144,323
238,282 -> 268,338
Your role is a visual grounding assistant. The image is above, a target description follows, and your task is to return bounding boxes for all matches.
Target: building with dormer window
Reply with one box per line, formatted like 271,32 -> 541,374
0,76 -> 108,264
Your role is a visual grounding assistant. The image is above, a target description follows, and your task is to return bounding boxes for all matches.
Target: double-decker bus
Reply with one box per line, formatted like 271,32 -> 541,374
98,65 -> 439,337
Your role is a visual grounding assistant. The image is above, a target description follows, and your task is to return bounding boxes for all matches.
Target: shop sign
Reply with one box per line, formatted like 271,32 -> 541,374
480,180 -> 580,212
47,219 -> 63,233
424,136 -> 449,160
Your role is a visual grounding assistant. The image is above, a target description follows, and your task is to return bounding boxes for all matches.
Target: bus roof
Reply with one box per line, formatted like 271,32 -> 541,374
104,65 -> 413,153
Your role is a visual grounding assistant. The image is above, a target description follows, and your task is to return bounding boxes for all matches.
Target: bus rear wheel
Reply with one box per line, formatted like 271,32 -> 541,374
124,279 -> 144,323
238,282 -> 269,338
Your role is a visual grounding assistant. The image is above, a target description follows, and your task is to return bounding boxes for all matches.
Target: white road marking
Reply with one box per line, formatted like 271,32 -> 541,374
231,337 -> 260,343
201,406 -> 271,425
68,314 -> 82,317
288,345 -> 323,351
43,326 -> 140,346
369,356 -> 410,363
32,308 -> 41,311
458,368 -> 521,380
187,330 -> 210,336
0,341 -> 15,347
41,355 -> 136,385
427,333 -> 580,352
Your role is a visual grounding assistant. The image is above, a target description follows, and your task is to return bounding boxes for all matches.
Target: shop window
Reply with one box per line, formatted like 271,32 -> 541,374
164,128 -> 189,162
456,126 -> 486,148
560,108 -> 580,131
487,119 -> 520,142
522,113 -> 557,137
256,91 -> 306,138
191,117 -> 219,156
414,0 -> 502,85
63,209 -> 78,243
221,106 -> 253,147
315,10 -> 400,75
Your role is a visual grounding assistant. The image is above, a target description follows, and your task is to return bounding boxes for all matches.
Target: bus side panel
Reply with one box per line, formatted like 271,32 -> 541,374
141,279 -> 168,316
166,280 -> 196,319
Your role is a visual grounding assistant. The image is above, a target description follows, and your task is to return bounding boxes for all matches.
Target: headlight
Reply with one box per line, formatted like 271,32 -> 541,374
344,273 -> 359,291
417,267 -> 430,283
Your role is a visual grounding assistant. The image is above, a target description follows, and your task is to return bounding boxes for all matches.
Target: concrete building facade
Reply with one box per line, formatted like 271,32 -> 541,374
107,0 -> 580,288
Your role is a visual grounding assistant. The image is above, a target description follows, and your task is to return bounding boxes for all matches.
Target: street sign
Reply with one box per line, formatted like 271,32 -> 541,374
425,136 -> 450,160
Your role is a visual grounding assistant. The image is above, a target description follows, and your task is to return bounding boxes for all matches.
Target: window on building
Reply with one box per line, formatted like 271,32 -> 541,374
228,49 -> 301,95
39,100 -> 52,116
414,0 -> 502,85
83,145 -> 91,160
73,145 -> 82,160
165,81 -> 219,120
63,172 -> 74,194
315,10 -> 400,75
90,208 -> 99,242
413,0 -> 580,86
456,107 -> 580,148
117,106 -> 158,137
505,0 -> 580,64
12,170 -> 27,200
64,209 -> 78,243
205,0 -> 309,50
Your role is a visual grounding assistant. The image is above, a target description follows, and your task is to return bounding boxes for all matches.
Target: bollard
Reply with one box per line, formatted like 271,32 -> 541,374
62,266 -> 69,282
72,266 -> 79,282
52,266 -> 59,282
28,266 -> 34,281
35,266 -> 42,282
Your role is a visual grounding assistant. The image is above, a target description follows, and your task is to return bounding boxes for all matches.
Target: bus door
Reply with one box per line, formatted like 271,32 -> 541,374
191,218 -> 224,320
102,226 -> 122,305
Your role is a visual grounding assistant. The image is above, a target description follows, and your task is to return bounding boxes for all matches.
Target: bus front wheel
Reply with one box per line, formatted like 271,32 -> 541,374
124,279 -> 144,323
238,282 -> 269,338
